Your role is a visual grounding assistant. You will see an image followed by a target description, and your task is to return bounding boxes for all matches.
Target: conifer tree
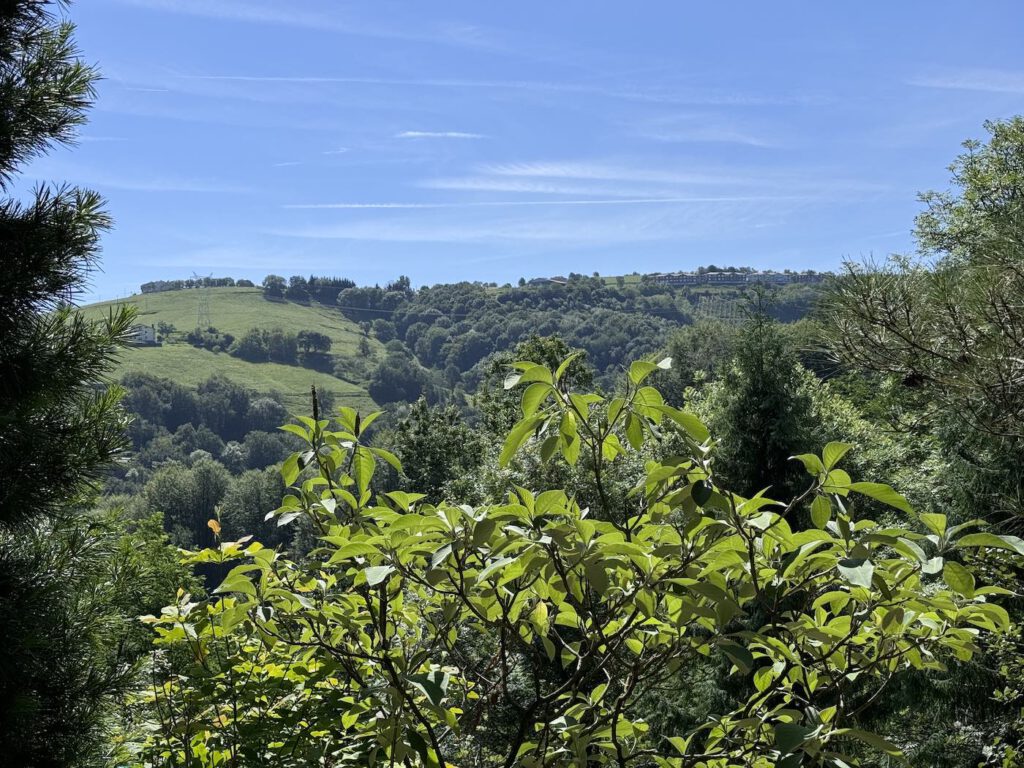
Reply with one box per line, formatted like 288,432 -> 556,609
0,3 -> 142,764
0,0 -> 133,527
701,307 -> 815,501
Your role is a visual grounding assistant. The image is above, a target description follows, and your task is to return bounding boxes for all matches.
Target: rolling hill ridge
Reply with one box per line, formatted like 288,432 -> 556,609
79,287 -> 382,412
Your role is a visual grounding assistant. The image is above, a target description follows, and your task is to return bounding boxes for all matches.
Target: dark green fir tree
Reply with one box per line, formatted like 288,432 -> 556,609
0,3 -> 173,765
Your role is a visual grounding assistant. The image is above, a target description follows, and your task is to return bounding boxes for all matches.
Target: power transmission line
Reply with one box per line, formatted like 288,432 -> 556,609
193,272 -> 213,328
694,294 -> 744,326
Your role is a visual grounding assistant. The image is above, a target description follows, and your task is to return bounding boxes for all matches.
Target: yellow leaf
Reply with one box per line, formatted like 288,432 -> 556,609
208,519 -> 221,536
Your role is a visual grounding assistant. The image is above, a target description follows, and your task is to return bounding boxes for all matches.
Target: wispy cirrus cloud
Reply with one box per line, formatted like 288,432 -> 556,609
283,196 -> 785,210
107,0 -> 364,37
105,0 -> 561,62
95,88 -> 350,131
396,130 -> 485,139
479,161 -> 759,187
473,160 -> 886,197
418,176 -> 681,196
267,198 -> 780,245
183,73 -> 809,107
108,0 -> 446,45
908,67 -> 1024,94
631,113 -> 778,148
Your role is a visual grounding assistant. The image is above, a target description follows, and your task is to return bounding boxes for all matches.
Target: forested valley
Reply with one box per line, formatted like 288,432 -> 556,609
4,3 -> 1024,767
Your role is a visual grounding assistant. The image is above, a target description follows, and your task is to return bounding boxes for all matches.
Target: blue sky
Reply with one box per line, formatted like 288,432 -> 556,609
23,0 -> 1024,299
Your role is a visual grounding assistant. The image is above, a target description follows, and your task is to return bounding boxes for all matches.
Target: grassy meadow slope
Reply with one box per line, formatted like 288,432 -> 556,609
80,287 -> 380,412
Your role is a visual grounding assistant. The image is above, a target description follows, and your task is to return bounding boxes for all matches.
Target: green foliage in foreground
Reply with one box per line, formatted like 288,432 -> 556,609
136,359 -> 1021,767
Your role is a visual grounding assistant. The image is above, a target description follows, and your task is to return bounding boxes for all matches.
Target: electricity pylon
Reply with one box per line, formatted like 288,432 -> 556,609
193,272 -> 212,328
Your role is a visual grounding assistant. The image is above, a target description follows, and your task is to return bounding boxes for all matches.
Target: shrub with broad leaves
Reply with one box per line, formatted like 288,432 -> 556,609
136,358 -> 1021,767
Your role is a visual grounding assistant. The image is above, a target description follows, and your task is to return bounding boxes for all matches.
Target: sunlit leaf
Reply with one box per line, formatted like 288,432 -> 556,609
837,557 -> 874,589
848,482 -> 912,513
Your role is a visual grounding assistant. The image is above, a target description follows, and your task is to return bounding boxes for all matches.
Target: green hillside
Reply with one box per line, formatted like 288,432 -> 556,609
79,287 -> 380,412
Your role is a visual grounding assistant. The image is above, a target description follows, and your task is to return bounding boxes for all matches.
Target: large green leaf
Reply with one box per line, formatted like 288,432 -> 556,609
281,452 -> 302,486
691,480 -> 712,507
554,351 -> 584,382
957,532 -> 1024,555
810,496 -> 831,529
942,561 -> 975,598
478,556 -> 516,582
651,405 -> 709,442
837,558 -> 874,589
628,360 -> 659,385
791,453 -> 824,476
352,447 -> 375,497
213,573 -> 257,597
521,382 -> 551,417
848,482 -> 912,514
774,723 -> 813,754
719,641 -> 754,673
499,416 -> 540,467
370,446 -> 402,473
407,670 -> 450,707
625,412 -> 643,449
823,441 -> 853,470
919,512 -> 947,536
518,365 -> 553,386
327,542 -> 382,563
364,565 -> 395,586
835,728 -> 903,756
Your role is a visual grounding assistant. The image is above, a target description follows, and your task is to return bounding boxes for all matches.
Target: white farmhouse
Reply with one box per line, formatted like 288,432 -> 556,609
129,324 -> 157,345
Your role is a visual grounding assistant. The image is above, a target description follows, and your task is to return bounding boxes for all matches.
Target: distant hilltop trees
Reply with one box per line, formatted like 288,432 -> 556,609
140,268 -> 827,296
139,275 -> 360,304
260,275 -> 358,304
141,276 -> 254,293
